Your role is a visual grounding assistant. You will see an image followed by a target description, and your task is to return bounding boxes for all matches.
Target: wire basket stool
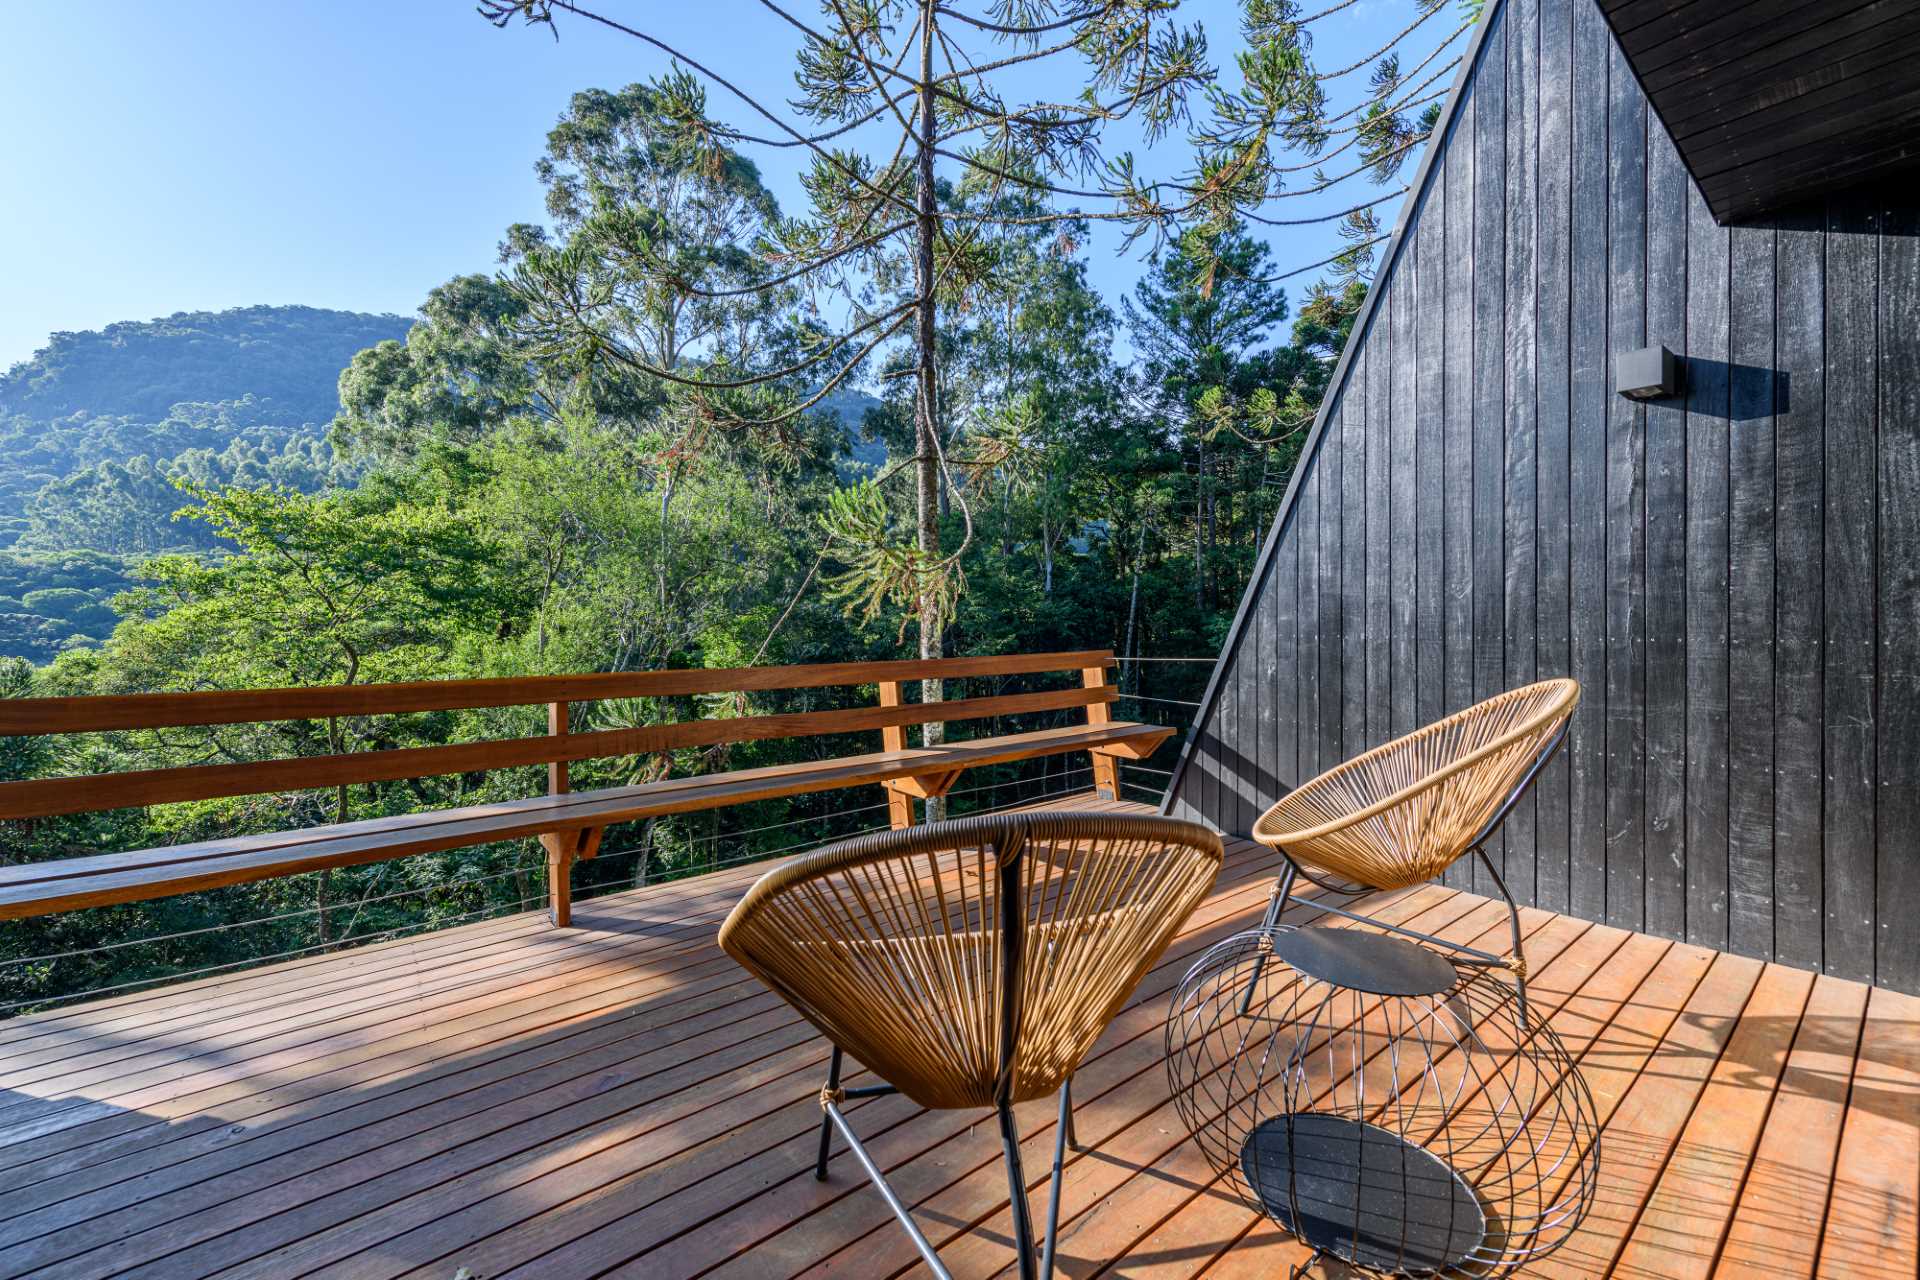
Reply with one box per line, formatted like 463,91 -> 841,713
1167,923 -> 1599,1278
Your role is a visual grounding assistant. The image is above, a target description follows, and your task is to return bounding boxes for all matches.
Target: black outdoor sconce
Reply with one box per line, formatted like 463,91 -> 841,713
1615,344 -> 1682,401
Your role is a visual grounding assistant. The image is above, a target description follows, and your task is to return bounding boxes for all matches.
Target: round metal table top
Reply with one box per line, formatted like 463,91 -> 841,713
1240,1112 -> 1487,1275
1269,926 -> 1460,997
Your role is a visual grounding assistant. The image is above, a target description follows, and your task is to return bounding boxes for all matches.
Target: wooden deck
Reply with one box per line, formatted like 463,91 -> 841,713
0,792 -> 1913,1279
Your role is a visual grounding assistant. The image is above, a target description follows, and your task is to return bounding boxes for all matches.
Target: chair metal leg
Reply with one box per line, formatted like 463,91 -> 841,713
1062,1075 -> 1080,1151
999,1100 -> 1041,1280
1473,846 -> 1532,1027
1039,1081 -> 1071,1279
815,1045 -> 843,1180
824,1099 -> 955,1280
1237,862 -> 1298,1017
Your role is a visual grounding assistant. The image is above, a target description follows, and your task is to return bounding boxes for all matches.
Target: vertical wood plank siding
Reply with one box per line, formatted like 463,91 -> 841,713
1165,0 -> 1920,994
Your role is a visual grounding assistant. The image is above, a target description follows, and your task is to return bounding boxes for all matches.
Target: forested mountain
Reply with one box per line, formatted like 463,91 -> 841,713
0,305 -> 409,423
0,306 -> 410,658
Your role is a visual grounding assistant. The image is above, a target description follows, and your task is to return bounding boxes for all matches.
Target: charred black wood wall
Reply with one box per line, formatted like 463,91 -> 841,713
1164,0 -> 1920,993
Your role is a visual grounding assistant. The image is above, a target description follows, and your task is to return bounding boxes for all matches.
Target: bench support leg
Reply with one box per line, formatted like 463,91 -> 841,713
541,827 -> 603,928
1081,665 -> 1119,801
1089,751 -> 1119,801
543,837 -> 573,928
883,772 -> 961,828
885,785 -> 915,830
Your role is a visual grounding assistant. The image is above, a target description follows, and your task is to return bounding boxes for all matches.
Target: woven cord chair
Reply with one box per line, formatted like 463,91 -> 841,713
719,811 -> 1223,1280
1244,678 -> 1580,1023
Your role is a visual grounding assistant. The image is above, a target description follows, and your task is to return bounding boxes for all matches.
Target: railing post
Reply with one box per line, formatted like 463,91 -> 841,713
543,700 -> 574,926
878,680 -> 915,829
1082,665 -> 1118,801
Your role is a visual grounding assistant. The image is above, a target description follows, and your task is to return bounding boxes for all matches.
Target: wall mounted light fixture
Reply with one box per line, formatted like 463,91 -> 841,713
1615,345 -> 1682,401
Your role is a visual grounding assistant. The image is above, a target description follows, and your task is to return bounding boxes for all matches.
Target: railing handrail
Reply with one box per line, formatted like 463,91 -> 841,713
0,650 -> 1116,736
0,652 -> 1119,820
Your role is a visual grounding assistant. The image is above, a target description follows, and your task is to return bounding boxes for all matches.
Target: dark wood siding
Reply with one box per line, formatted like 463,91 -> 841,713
1595,0 -> 1920,223
1166,0 -> 1920,994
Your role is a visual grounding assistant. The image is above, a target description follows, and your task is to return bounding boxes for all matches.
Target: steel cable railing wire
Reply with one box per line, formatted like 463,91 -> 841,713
1119,692 -> 1202,708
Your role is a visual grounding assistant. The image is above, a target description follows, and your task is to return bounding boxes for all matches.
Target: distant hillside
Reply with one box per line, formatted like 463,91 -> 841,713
0,306 -> 876,663
0,305 -> 410,425
0,305 -> 409,661
813,387 -> 888,473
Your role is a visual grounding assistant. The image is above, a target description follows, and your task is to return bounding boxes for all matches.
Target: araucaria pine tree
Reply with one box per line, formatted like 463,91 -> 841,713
480,0 -> 1472,749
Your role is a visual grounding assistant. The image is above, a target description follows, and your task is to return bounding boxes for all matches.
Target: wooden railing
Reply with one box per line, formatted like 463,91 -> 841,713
0,651 -> 1173,925
0,652 -> 1118,821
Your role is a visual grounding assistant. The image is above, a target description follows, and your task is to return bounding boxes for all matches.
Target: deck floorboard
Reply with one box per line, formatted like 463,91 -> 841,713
0,792 -> 1910,1278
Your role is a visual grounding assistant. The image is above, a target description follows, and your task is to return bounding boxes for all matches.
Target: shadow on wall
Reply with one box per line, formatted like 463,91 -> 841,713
1668,358 -> 1788,422
1185,728 -> 1288,835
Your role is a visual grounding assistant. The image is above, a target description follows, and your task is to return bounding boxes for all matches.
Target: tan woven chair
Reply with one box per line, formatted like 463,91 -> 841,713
719,811 -> 1223,1280
1247,678 -> 1580,1020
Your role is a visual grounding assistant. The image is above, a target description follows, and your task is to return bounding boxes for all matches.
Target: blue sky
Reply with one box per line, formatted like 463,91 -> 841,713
0,0 -> 1455,374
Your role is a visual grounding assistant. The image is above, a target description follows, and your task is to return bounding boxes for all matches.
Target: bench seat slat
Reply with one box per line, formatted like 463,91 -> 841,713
0,722 -> 1172,920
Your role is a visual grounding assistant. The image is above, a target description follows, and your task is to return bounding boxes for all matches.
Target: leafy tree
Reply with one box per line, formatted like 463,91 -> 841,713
118,482 -> 508,695
485,0 -> 1220,729
331,275 -> 545,464
1126,223 -> 1295,609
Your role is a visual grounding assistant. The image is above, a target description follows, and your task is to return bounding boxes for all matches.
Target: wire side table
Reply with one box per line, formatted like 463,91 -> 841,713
1167,925 -> 1599,1278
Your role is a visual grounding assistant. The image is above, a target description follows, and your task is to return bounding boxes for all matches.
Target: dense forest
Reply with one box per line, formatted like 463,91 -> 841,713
0,2 -> 1405,1012
0,307 -> 411,658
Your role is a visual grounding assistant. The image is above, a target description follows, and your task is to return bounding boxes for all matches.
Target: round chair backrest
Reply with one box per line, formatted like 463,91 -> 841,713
718,812 -> 1223,1111
1251,679 -> 1580,890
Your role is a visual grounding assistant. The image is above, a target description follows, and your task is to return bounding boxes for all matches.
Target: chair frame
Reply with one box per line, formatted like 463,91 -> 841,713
721,812 -> 1222,1280
808,837 -> 1076,1280
1244,682 -> 1578,1026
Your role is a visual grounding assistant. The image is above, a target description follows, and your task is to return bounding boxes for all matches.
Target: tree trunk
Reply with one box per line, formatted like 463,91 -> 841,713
915,2 -> 945,820
658,461 -> 679,622
1123,515 -> 1147,693
1193,438 -> 1207,611
1041,509 -> 1054,595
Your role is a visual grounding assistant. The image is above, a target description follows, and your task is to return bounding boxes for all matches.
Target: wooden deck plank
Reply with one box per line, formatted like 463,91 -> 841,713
1526,951 -> 1767,1279
0,862 -> 762,1072
0,793 -> 1911,1280
1714,974 -> 1869,1279
1612,962 -> 1815,1277
0,883 -> 747,1093
0,945 -> 764,1206
0,875 -> 766,1163
1814,984 -> 1920,1279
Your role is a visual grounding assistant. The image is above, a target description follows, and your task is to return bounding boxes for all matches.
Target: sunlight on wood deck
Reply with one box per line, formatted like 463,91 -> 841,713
0,792 -> 1913,1278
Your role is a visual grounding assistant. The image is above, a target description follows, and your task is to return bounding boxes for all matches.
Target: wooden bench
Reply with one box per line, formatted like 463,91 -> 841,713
0,651 -> 1171,925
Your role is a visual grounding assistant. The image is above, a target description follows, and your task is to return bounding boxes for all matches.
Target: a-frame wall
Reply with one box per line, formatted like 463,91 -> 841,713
1164,0 -> 1920,994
